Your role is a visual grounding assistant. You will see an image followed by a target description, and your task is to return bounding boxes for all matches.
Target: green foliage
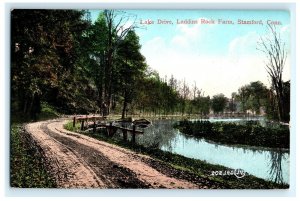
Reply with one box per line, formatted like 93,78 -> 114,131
37,102 -> 60,120
134,76 -> 180,115
10,124 -> 56,187
264,81 -> 290,122
116,30 -> 147,118
11,10 -> 94,118
64,121 -> 81,132
236,81 -> 268,114
175,120 -> 289,148
191,96 -> 211,116
211,94 -> 227,114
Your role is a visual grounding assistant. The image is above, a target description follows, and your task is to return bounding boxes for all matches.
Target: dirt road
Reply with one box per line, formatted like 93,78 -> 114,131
25,118 -> 219,189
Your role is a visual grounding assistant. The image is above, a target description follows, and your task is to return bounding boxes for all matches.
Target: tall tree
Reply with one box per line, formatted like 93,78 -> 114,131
102,10 -> 138,116
179,79 -> 190,115
257,24 -> 289,122
116,30 -> 147,118
236,86 -> 250,113
229,92 -> 237,113
88,13 -> 108,115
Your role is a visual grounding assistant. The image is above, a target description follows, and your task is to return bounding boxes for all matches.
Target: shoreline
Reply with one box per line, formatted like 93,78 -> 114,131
64,120 -> 289,188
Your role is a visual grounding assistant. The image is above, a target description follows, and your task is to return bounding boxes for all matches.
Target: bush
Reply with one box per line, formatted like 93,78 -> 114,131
175,120 -> 289,149
38,102 -> 60,120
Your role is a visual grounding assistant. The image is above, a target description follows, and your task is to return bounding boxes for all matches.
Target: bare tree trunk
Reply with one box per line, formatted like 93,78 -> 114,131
102,10 -> 139,116
257,24 -> 289,122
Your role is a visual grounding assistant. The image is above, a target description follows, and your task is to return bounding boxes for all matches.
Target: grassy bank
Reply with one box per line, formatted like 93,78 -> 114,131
10,102 -> 59,187
10,124 -> 56,187
174,120 -> 289,149
64,121 -> 288,189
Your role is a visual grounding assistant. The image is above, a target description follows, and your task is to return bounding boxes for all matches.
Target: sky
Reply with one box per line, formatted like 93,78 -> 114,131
90,10 -> 290,97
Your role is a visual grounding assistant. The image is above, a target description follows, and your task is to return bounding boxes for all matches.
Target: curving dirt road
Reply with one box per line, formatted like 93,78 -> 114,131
25,118 -> 219,189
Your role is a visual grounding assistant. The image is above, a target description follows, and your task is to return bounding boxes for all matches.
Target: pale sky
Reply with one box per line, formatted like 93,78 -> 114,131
90,10 -> 290,97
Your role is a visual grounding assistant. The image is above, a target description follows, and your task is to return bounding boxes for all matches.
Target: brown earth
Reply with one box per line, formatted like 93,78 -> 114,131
25,118 -> 223,189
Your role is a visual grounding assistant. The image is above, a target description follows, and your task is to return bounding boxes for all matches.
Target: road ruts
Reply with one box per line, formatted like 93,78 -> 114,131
25,118 -> 202,189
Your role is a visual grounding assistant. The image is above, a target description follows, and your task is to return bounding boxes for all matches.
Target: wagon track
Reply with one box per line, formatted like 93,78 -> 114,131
25,118 -> 221,189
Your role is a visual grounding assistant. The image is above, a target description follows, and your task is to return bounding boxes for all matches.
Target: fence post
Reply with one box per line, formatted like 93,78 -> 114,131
80,120 -> 84,131
107,122 -> 113,136
73,116 -> 76,127
132,125 -> 136,144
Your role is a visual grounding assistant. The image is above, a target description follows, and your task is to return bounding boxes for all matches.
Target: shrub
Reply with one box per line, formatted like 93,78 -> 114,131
175,120 -> 289,148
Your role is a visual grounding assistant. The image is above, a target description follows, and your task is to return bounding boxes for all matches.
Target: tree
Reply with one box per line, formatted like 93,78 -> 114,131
11,10 -> 92,118
248,81 -> 268,114
211,94 -> 227,114
236,81 -> 268,115
179,79 -> 190,115
87,10 -> 140,116
282,80 -> 290,120
168,74 -> 178,92
229,92 -> 237,113
194,95 -> 211,117
257,24 -> 289,122
102,10 -> 138,116
236,86 -> 250,113
87,12 -> 109,115
116,30 -> 147,118
133,72 -> 181,117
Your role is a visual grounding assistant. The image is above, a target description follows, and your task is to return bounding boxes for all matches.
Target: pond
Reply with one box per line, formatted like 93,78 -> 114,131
132,119 -> 289,185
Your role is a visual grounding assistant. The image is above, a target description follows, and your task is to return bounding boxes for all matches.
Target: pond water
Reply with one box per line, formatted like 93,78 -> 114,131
132,119 -> 290,185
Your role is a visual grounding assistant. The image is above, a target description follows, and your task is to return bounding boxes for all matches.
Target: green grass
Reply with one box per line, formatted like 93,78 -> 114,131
64,121 -> 288,189
37,102 -> 60,121
10,102 -> 60,187
10,124 -> 56,188
64,120 -> 81,132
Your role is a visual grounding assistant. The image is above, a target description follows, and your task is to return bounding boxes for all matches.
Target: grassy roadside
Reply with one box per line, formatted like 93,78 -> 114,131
10,124 -> 56,187
64,121 -> 289,189
10,102 -> 59,188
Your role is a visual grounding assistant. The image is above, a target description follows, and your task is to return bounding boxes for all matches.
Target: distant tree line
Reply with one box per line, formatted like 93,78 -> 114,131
11,10 -> 290,122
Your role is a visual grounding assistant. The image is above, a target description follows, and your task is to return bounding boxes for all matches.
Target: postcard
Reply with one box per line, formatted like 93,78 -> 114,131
10,9 -> 290,189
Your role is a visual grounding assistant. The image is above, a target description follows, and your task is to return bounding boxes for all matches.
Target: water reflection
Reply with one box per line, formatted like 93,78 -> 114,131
268,150 -> 289,184
136,119 -> 177,149
135,119 -> 289,184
